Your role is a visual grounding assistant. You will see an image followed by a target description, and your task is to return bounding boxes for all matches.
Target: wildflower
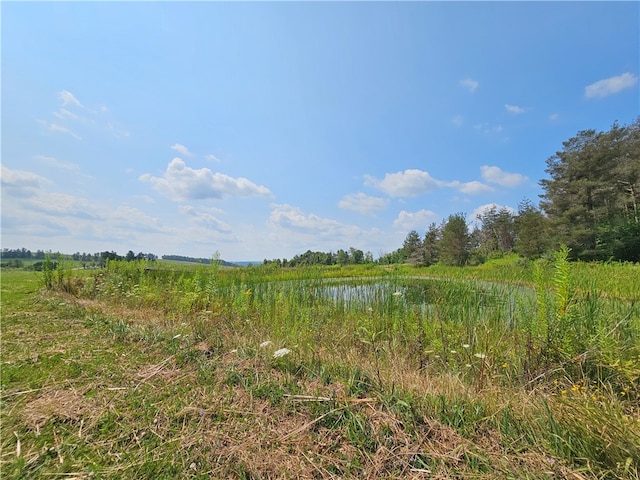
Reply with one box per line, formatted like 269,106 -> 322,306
620,391 -> 627,396
392,291 -> 403,297
571,385 -> 580,392
260,341 -> 273,348
465,364 -> 472,368
273,348 -> 291,358
450,350 -> 457,354
561,390 -> 567,395
474,353 -> 486,359
244,289 -> 252,296
502,363 -> 508,368
462,344 -> 470,349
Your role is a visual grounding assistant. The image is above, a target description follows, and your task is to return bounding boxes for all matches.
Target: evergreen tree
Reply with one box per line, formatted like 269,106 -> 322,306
402,230 -> 423,265
439,213 -> 471,266
514,199 -> 550,259
540,118 -> 640,260
422,223 -> 440,266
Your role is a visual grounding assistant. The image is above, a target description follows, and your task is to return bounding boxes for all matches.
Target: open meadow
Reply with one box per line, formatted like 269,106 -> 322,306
2,254 -> 639,479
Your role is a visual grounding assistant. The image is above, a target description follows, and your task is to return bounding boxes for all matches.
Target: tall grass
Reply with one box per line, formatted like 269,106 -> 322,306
64,253 -> 640,477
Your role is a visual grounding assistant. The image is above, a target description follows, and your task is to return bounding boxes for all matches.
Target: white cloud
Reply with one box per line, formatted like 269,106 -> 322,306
505,104 -> 525,114
139,158 -> 272,202
180,205 -> 232,233
460,78 -> 479,93
471,203 -> 516,225
451,115 -> 464,127
338,192 -> 388,215
58,90 -> 83,108
473,203 -> 516,217
448,180 -> 494,195
171,143 -> 193,157
393,209 -> 438,231
365,169 -> 443,197
54,108 -> 80,120
108,206 -> 166,233
204,154 -> 220,162
549,113 -> 559,121
0,165 -> 49,192
585,73 -> 638,99
26,192 -> 103,220
480,165 -> 527,187
366,169 -> 494,197
269,203 -> 352,235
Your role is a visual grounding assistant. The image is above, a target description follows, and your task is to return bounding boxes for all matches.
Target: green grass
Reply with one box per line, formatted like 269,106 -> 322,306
2,259 -> 639,479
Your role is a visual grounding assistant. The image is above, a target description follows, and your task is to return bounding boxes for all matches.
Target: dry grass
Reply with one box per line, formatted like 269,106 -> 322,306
3,270 -> 637,479
22,388 -> 95,433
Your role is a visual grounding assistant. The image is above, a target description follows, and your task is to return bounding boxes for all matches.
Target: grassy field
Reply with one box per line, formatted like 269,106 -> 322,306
2,255 -> 639,479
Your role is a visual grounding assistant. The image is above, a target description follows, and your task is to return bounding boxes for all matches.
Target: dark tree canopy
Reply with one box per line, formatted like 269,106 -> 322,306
540,118 -> 640,261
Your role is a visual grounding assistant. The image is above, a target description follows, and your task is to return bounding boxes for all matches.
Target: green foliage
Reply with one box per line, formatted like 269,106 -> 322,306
4,257 -> 639,479
439,213 -> 471,266
540,118 -> 640,261
42,252 -> 54,289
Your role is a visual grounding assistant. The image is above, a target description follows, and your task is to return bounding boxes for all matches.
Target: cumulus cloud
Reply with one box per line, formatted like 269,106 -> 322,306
366,169 -> 493,197
480,165 -> 527,187
585,73 -> 637,98
171,143 -> 193,157
393,209 -> 438,231
365,169 -> 443,197
204,153 -> 220,162
270,204 -> 347,234
268,203 -> 369,245
505,104 -> 526,114
471,203 -> 516,225
473,203 -> 516,217
460,78 -> 479,93
447,180 -> 494,194
338,192 -> 388,215
180,205 -> 232,232
139,158 -> 272,202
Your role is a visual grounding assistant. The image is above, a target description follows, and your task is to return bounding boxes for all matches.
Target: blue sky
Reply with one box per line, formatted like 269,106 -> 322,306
2,2 -> 638,261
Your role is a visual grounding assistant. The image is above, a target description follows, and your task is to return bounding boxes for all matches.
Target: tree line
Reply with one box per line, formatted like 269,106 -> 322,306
1,249 -> 157,269
263,247 -> 374,267
264,117 -> 639,267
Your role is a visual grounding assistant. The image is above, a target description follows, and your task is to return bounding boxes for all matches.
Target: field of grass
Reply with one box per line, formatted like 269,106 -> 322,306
2,254 -> 639,479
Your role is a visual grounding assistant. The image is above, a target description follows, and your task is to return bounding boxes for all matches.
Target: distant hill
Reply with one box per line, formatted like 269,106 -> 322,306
161,255 -> 239,267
